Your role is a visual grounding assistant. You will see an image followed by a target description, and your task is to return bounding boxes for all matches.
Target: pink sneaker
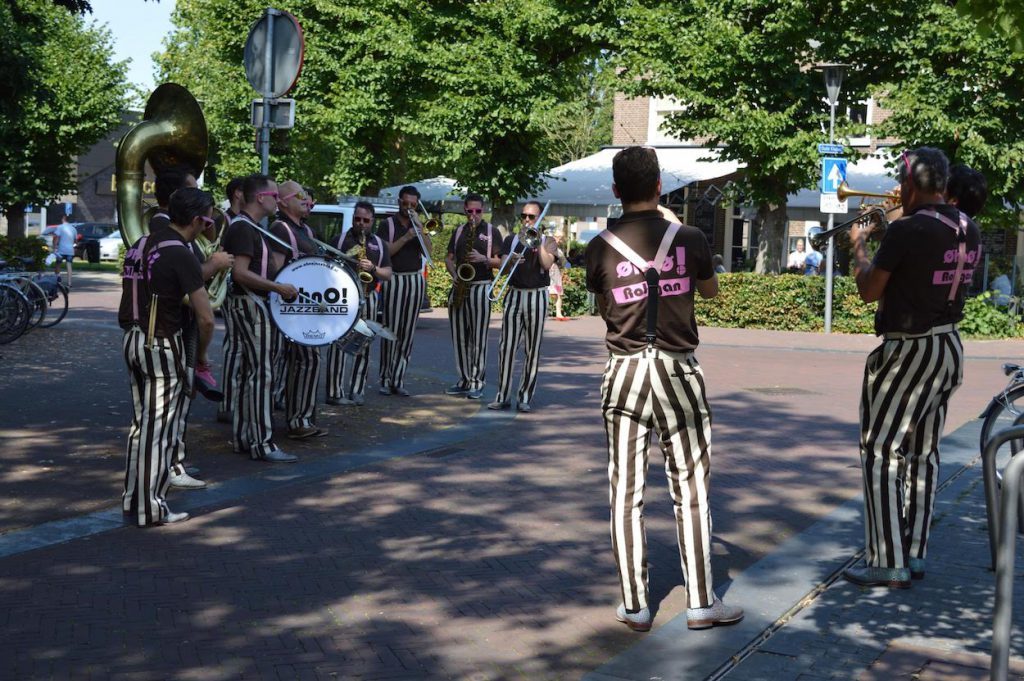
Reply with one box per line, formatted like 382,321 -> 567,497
194,364 -> 223,402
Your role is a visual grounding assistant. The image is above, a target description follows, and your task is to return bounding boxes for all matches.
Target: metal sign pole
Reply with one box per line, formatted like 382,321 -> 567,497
260,8 -> 277,175
824,101 -> 837,334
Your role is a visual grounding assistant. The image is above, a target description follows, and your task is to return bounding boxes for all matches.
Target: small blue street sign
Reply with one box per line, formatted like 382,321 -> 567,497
64,202 -> 73,216
821,157 -> 847,194
817,143 -> 845,155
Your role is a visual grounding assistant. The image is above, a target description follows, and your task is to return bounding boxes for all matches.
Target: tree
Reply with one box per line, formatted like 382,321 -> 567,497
0,0 -> 129,237
956,0 -> 1024,53
601,0 -> 894,273
874,2 -> 1024,230
157,1 -> 609,221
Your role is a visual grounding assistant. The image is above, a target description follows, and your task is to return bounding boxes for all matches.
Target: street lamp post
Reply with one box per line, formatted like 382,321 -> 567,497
818,63 -> 848,334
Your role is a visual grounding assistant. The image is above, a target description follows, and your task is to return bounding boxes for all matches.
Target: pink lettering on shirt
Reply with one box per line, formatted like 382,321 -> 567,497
610,277 -> 691,304
932,269 -> 974,286
613,247 -> 688,279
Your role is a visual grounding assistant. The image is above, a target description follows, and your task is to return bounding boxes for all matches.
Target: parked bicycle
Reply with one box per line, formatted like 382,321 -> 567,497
0,280 -> 30,344
0,257 -> 69,331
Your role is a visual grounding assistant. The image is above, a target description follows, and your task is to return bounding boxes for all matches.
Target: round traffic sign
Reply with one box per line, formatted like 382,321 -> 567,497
243,10 -> 305,98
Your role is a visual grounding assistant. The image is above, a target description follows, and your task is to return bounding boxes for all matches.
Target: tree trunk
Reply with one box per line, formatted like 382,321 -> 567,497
491,202 -> 516,238
4,203 -> 27,238
754,201 -> 787,274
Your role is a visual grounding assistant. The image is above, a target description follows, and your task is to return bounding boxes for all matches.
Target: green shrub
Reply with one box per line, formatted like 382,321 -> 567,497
959,292 -> 1020,338
0,234 -> 47,271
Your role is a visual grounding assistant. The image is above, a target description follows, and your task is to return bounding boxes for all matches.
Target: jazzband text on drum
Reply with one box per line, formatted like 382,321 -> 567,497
278,303 -> 350,315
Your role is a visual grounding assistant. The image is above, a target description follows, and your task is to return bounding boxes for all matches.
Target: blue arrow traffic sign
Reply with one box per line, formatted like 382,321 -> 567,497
821,157 -> 847,194
817,143 -> 844,155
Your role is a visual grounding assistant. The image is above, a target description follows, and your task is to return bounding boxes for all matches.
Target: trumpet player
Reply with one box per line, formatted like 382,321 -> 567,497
488,201 -> 556,412
377,185 -> 432,397
445,193 -> 501,399
269,180 -> 327,440
327,202 -> 392,406
843,148 -> 983,590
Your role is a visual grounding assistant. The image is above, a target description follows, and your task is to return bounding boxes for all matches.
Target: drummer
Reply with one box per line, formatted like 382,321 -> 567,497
327,201 -> 393,406
269,180 -> 327,439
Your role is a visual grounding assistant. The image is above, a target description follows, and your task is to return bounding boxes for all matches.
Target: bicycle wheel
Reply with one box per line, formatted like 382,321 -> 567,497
38,282 -> 68,328
0,284 -> 30,344
14,277 -> 47,329
980,383 -> 1024,456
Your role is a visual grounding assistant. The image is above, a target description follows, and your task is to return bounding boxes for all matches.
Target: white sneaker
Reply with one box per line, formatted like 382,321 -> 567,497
169,472 -> 207,490
263,450 -> 298,463
686,597 -> 744,630
159,511 -> 190,525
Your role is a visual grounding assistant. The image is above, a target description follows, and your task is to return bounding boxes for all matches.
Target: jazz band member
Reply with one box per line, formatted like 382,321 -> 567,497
152,167 -> 232,491
221,174 -> 299,463
585,146 -> 743,632
326,201 -> 393,406
377,185 -> 432,397
445,193 -> 501,400
843,148 -> 982,589
269,180 -> 327,440
218,176 -> 247,425
118,187 -> 216,527
488,201 -> 556,413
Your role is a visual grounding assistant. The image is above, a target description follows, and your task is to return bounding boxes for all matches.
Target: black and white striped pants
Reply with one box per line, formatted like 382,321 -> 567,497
218,310 -> 241,420
601,348 -> 716,611
494,287 -> 547,404
448,281 -> 491,391
285,340 -> 320,430
379,272 -> 425,391
122,326 -> 186,527
271,329 -> 286,408
223,294 -> 279,458
859,327 -> 964,569
327,292 -> 379,399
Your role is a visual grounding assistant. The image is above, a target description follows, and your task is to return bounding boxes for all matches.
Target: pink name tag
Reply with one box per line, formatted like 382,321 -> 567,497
610,277 -> 691,304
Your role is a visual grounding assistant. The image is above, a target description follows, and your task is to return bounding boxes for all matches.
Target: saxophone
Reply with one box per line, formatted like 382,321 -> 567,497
451,221 -> 479,310
347,231 -> 374,291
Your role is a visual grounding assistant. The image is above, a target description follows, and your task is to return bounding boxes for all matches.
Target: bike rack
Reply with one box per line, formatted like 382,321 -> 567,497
990,446 -> 1024,681
982,425 -> 1024,569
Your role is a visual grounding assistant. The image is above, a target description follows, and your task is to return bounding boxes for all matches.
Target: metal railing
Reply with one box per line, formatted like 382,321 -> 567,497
990,436 -> 1024,680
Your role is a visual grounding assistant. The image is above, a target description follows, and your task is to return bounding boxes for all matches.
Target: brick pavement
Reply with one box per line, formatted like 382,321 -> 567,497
1,271 -> 1022,679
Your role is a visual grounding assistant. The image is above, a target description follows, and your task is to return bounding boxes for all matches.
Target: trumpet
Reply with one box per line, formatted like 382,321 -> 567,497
809,205 -> 895,251
487,225 -> 545,301
406,207 -> 433,265
836,181 -> 900,204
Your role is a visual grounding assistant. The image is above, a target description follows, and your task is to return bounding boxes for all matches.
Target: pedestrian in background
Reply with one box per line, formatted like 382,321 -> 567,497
549,232 -> 567,321
51,215 -> 77,288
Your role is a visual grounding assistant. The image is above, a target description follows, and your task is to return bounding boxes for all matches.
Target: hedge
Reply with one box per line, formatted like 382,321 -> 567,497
0,235 -> 47,271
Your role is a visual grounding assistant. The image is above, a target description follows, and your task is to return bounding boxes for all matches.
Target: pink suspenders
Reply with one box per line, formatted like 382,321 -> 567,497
917,209 -> 972,302
453,223 -> 494,260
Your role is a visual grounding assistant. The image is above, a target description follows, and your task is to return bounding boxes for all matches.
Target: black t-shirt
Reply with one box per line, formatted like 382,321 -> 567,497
447,221 -> 499,282
872,203 -> 982,335
500,233 -> 552,289
269,213 -> 319,263
117,228 -> 204,337
222,212 -> 275,296
340,230 -> 391,285
585,210 -> 713,354
377,215 -> 424,273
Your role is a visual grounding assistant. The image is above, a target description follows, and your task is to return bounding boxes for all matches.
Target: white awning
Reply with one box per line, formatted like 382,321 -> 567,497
528,147 -> 741,207
788,153 -> 897,208
378,176 -> 466,204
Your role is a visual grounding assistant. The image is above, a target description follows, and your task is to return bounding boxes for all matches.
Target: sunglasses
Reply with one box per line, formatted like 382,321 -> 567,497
280,190 -> 308,202
352,217 -> 373,224
466,208 -> 483,214
199,215 -> 215,227
520,213 -> 539,220
257,191 -> 279,200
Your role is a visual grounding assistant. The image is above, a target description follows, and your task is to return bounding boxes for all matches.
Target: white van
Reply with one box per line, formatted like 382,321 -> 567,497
307,196 -> 403,247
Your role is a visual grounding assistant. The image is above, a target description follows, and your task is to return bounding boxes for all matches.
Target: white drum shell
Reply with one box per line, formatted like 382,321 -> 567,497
269,256 -> 362,346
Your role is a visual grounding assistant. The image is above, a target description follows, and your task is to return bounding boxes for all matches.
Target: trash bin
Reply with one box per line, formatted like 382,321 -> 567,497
85,240 -> 100,263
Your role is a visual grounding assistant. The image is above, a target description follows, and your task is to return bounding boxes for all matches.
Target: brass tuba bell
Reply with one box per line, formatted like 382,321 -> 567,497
115,83 -> 228,309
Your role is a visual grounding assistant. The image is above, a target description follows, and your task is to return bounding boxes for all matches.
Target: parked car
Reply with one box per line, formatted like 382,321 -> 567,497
98,231 -> 124,261
308,196 -> 402,247
72,222 -> 118,261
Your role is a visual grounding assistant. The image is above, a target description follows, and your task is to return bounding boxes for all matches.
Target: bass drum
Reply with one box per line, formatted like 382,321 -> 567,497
269,256 -> 362,346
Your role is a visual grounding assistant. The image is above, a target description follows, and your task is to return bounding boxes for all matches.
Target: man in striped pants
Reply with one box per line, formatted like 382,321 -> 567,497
377,186 -> 432,397
119,187 -> 216,527
843,147 -> 983,589
488,201 -> 555,413
585,146 -> 743,632
217,176 -> 245,425
221,174 -> 299,463
269,180 -> 327,439
327,201 -> 393,405
446,193 -> 501,400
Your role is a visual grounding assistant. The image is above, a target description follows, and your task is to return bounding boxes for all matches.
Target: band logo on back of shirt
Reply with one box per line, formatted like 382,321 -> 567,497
610,246 -> 690,304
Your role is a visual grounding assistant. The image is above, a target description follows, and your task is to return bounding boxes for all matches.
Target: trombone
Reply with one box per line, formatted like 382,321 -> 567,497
486,200 -> 551,301
406,207 -> 433,265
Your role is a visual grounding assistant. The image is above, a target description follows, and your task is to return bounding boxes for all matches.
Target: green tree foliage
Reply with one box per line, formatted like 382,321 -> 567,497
957,0 -> 1024,53
157,1 -> 609,213
873,3 -> 1024,228
0,0 -> 129,237
600,0 -> 887,274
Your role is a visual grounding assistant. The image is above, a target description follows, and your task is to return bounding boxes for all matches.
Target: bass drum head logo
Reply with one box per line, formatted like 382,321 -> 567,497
270,256 -> 361,346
